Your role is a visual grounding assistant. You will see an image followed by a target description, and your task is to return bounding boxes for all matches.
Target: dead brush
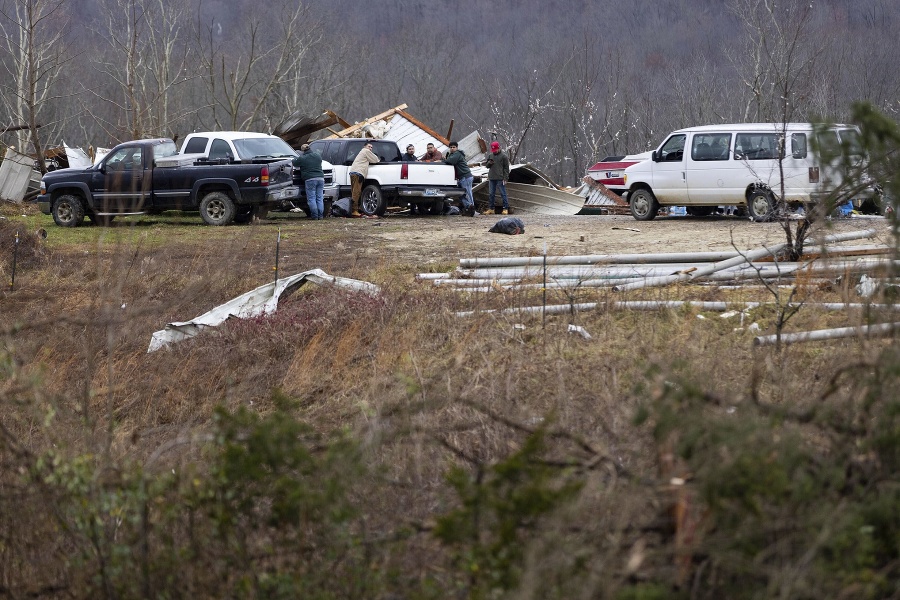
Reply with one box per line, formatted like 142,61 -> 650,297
2,207 -> 899,597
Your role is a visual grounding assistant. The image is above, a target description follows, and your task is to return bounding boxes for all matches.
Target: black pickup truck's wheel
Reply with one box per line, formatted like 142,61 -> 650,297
629,188 -> 659,221
52,194 -> 85,227
360,185 -> 387,216
199,191 -> 236,226
747,189 -> 774,222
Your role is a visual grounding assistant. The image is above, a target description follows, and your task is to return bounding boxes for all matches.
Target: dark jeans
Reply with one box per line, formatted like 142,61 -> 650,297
458,176 -> 474,209
305,177 -> 325,219
489,179 -> 509,209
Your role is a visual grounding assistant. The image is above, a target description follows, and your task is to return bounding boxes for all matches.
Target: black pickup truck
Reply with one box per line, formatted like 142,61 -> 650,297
36,138 -> 297,226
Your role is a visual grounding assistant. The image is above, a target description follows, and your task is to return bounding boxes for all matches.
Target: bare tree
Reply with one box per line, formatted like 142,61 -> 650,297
193,0 -> 317,132
729,0 -> 826,259
0,0 -> 70,173
89,0 -> 194,141
478,58 -> 571,165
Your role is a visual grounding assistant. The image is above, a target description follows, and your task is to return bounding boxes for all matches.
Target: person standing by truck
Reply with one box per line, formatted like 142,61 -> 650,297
486,141 -> 511,214
349,142 -> 380,217
444,142 -> 477,216
293,143 -> 326,220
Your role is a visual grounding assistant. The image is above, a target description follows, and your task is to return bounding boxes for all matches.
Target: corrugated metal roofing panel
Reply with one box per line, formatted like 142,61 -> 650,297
384,114 -> 448,158
0,148 -> 36,202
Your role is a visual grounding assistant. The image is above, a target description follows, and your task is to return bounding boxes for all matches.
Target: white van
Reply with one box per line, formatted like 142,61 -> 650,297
622,123 -> 873,221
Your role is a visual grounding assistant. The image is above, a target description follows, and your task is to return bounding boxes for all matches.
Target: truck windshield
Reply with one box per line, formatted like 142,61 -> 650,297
233,137 -> 296,159
153,142 -> 178,160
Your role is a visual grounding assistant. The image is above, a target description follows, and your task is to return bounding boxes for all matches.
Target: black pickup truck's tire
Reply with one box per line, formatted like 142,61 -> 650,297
360,185 -> 387,216
199,191 -> 236,226
52,194 -> 85,227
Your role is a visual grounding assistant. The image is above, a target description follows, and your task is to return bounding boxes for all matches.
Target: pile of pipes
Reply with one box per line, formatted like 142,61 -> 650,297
417,229 -> 891,293
415,228 -> 900,346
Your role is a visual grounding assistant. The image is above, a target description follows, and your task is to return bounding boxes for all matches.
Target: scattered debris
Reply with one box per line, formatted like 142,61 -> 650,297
488,217 -> 525,235
567,324 -> 592,339
856,274 -> 900,299
612,226 -> 641,232
148,269 -> 379,352
274,103 -> 585,216
574,176 -> 630,214
0,148 -> 39,202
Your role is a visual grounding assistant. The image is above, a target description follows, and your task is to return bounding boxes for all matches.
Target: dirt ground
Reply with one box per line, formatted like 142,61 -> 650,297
307,211 -> 896,273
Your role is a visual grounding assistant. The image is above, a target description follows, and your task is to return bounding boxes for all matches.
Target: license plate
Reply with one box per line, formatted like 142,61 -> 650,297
424,188 -> 438,196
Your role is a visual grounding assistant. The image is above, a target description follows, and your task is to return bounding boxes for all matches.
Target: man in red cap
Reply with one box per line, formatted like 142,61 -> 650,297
486,141 -> 511,214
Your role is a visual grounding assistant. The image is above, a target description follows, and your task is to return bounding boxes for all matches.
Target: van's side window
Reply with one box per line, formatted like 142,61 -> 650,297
735,133 -> 779,160
660,135 -> 685,161
791,134 -> 807,159
815,130 -> 841,160
691,133 -> 731,161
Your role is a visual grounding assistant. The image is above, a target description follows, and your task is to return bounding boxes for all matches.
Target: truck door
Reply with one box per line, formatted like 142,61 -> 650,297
94,146 -> 151,213
652,134 -> 689,203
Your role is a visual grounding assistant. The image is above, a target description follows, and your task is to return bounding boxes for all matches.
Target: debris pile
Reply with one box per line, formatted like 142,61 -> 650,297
417,228 -> 900,346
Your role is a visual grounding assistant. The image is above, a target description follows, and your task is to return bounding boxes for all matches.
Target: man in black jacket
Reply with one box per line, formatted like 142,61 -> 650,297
444,142 -> 478,216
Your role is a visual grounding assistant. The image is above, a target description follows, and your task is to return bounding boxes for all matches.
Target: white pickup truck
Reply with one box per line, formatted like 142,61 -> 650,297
180,131 -> 340,215
309,138 -> 464,216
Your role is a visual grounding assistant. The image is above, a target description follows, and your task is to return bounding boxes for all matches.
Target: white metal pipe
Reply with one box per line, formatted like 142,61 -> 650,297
809,228 -> 878,244
457,238 -> 886,269
613,242 -> 789,291
459,251 -> 744,268
613,229 -> 879,292
463,258 -> 899,282
441,260 -> 899,291
455,300 -> 900,318
753,322 -> 900,346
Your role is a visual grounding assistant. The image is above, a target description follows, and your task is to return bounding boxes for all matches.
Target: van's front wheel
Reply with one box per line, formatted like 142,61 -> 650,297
747,189 -> 774,222
629,188 -> 659,221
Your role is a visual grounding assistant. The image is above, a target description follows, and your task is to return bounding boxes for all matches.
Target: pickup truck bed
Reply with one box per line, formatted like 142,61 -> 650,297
310,138 -> 463,215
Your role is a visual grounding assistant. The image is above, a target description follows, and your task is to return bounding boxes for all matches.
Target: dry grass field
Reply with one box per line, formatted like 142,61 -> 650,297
1,201 -> 898,598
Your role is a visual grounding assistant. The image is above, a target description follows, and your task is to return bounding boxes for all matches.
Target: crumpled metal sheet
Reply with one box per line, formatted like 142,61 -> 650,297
147,268 -> 380,352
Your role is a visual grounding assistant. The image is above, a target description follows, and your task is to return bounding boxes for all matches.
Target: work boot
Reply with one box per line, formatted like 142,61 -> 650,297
350,211 -> 363,218
501,209 -> 508,215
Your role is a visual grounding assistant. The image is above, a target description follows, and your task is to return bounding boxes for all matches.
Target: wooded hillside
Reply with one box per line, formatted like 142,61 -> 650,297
2,0 -> 898,184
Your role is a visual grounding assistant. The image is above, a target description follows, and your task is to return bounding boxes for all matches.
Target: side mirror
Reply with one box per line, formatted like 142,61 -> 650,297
651,150 -> 659,162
